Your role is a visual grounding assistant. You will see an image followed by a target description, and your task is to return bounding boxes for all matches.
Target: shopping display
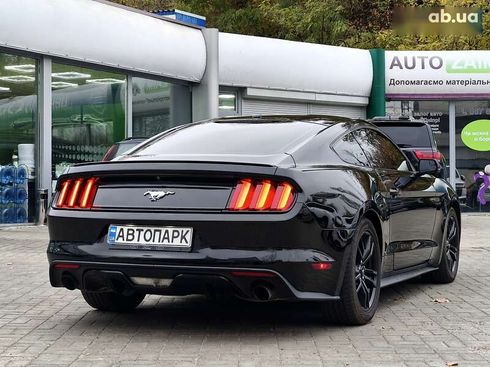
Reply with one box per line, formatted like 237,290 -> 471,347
0,165 -> 28,224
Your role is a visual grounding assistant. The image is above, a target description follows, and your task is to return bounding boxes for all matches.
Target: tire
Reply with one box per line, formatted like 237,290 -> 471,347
321,218 -> 381,325
81,290 -> 145,312
425,208 -> 460,284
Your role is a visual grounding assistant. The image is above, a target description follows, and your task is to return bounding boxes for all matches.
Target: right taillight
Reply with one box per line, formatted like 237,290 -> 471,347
415,150 -> 443,160
228,178 -> 296,212
55,177 -> 98,209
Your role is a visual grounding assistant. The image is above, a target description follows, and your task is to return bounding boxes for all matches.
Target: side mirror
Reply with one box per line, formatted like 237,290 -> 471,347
418,159 -> 441,176
485,164 -> 490,176
461,175 -> 466,182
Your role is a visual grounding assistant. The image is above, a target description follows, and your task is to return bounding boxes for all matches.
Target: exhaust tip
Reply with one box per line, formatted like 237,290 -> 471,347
61,273 -> 77,291
253,284 -> 272,301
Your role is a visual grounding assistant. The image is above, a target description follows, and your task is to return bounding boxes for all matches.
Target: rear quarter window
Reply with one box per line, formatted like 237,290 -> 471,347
354,129 -> 409,171
332,132 -> 370,167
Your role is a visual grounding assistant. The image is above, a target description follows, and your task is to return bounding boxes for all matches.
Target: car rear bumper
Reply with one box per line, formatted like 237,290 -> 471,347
47,236 -> 348,301
48,258 -> 341,302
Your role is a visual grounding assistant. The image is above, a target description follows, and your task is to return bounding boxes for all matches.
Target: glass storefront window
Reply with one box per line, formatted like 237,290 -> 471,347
51,63 -> 126,180
0,53 -> 37,224
132,77 -> 191,138
455,101 -> 490,212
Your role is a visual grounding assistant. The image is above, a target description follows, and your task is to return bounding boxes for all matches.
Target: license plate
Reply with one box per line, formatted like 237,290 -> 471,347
107,225 -> 193,249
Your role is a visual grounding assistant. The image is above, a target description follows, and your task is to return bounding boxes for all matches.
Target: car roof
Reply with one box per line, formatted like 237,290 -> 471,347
213,114 -> 363,126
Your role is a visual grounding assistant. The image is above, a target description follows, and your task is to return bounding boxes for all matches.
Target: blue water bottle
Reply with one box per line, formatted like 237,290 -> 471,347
15,165 -> 27,184
15,207 -> 27,223
0,166 -> 14,185
1,207 -> 14,223
0,187 -> 15,204
15,188 -> 27,204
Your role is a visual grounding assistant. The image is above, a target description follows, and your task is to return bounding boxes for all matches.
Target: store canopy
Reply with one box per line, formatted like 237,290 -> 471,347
0,0 -> 206,82
219,33 -> 372,100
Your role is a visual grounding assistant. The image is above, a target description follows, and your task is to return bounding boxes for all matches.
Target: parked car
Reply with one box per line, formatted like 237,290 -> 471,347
102,137 -> 147,161
370,117 -> 446,176
47,115 -> 461,325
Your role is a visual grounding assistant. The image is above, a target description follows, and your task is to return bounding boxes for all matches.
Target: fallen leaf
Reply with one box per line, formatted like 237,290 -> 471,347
446,362 -> 458,366
433,298 -> 450,303
6,262 -> 12,265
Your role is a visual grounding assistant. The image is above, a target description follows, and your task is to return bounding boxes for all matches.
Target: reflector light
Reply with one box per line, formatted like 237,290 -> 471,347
228,178 -> 296,212
55,177 -> 98,209
415,150 -> 443,160
231,271 -> 276,278
311,262 -> 332,271
53,263 -> 80,269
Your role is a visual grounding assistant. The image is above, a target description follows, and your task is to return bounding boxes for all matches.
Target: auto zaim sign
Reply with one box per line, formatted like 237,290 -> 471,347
385,51 -> 490,100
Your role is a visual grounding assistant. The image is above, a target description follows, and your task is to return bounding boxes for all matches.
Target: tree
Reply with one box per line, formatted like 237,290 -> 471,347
108,0 -> 490,50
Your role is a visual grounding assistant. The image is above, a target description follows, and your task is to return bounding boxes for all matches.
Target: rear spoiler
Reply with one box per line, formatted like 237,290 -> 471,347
62,161 -> 280,178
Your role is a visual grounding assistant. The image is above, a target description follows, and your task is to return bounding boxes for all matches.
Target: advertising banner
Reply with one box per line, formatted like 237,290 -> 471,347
386,51 -> 490,100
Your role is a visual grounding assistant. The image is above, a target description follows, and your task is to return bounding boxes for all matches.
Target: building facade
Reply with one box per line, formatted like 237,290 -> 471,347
0,0 -> 488,226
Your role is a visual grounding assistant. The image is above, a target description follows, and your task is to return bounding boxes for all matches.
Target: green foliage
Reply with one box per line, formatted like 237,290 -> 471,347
108,0 -> 490,50
109,0 -> 175,12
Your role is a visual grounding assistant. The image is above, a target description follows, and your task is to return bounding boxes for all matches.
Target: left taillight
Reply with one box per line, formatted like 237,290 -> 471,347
55,177 -> 98,209
228,178 -> 296,212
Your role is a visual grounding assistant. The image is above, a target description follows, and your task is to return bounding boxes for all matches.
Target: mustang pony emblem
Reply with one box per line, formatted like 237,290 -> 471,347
143,190 -> 175,202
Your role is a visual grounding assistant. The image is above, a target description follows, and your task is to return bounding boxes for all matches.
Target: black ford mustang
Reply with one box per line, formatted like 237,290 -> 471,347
47,115 -> 461,325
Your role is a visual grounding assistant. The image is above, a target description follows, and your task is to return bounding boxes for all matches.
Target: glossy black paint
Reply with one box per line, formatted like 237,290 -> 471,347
47,115 -> 459,302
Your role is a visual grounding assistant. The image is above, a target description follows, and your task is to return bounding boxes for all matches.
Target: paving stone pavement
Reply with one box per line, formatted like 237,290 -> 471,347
0,214 -> 489,367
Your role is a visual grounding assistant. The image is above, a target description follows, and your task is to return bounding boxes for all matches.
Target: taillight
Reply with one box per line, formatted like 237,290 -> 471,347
228,179 -> 296,211
55,177 -> 98,209
415,150 -> 443,160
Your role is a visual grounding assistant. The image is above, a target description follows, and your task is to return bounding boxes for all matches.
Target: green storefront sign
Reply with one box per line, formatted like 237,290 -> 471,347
461,119 -> 490,151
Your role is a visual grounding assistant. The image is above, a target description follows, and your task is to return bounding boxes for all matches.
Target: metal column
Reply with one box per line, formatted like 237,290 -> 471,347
125,75 -> 133,138
192,28 -> 219,121
37,57 -> 52,200
449,101 -> 456,189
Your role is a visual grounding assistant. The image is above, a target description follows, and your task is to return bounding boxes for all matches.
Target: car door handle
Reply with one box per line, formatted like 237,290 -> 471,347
389,188 -> 400,197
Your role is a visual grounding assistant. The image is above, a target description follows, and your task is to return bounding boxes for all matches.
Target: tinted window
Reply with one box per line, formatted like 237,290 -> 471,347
354,129 -> 409,171
132,121 -> 325,156
376,124 -> 432,148
333,133 -> 369,167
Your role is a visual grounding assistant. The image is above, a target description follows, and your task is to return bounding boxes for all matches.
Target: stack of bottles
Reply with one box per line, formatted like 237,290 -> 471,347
0,165 -> 28,224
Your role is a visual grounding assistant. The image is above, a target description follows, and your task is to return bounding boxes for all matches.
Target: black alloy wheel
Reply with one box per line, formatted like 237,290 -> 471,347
445,215 -> 459,274
426,208 -> 460,284
355,232 -> 379,310
322,217 -> 381,325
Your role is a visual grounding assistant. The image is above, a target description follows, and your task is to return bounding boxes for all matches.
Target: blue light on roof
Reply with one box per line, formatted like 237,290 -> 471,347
153,9 -> 206,27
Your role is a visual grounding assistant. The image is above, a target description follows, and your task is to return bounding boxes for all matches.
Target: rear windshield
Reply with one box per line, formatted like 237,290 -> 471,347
376,125 -> 432,148
130,121 -> 325,156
